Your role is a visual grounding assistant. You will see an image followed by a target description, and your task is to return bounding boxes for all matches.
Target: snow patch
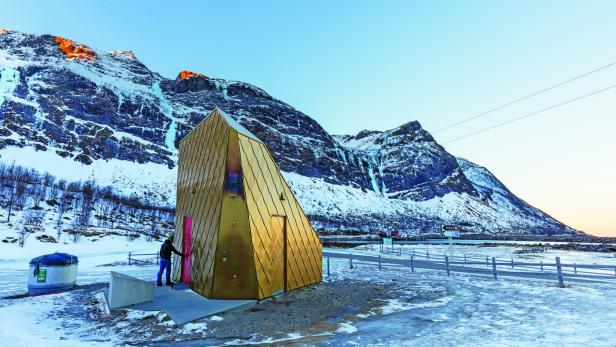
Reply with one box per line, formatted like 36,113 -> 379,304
182,321 -> 208,332
125,309 -> 159,321
336,322 -> 358,334
0,66 -> 19,107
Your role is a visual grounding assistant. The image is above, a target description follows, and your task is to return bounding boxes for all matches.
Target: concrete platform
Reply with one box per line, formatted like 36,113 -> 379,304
108,272 -> 154,309
125,284 -> 256,325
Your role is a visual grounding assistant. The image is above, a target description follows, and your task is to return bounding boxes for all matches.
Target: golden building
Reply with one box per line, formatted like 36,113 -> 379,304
171,108 -> 322,300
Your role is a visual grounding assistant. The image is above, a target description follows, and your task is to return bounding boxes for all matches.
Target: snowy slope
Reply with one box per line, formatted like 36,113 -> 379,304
284,170 -> 576,235
332,128 -> 578,235
0,29 -> 579,235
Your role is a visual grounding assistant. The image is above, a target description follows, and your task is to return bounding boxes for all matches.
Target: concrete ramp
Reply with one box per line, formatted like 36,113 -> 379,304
108,271 -> 155,309
128,285 -> 255,325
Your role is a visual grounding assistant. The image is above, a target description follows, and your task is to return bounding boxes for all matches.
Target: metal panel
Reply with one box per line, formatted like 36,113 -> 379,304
240,138 -> 307,287
211,129 -> 258,299
239,138 -> 301,293
257,141 -> 323,287
241,157 -> 281,296
248,216 -> 273,298
255,141 -> 321,286
238,134 -> 322,296
269,216 -> 286,294
171,110 -> 229,298
193,116 -> 228,296
242,139 -> 309,286
173,108 -> 321,300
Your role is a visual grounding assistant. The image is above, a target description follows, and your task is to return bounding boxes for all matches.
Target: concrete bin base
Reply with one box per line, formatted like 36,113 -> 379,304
108,271 -> 154,309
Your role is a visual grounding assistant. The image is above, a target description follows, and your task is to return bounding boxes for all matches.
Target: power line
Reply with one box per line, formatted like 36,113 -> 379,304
441,83 -> 616,145
433,61 -> 616,134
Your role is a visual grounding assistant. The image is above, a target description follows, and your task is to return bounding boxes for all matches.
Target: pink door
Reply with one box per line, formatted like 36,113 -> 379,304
181,216 -> 192,284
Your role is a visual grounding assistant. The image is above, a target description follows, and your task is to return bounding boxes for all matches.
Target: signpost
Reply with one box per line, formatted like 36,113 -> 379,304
442,230 -> 460,238
441,225 -> 460,257
383,237 -> 393,252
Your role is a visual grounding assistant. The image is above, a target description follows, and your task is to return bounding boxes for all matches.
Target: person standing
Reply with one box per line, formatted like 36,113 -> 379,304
157,235 -> 185,286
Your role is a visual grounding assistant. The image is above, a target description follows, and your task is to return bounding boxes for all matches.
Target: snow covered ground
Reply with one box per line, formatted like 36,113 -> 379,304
0,239 -> 615,346
324,261 -> 616,346
0,238 -> 162,346
1,238 -> 159,298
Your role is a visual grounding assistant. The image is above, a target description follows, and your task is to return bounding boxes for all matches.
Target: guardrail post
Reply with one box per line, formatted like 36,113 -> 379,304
486,256 -> 489,268
128,252 -> 131,265
410,254 -> 415,273
327,256 -> 330,278
574,263 -> 577,274
445,256 -> 450,276
398,248 -> 402,257
378,255 -> 381,270
492,257 -> 497,280
540,261 -> 543,272
464,255 -> 467,264
556,256 -> 564,288
349,253 -> 353,269
511,257 -> 514,269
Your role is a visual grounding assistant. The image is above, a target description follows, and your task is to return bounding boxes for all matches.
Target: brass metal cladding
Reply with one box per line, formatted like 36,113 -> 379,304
211,129 -> 258,299
172,108 -> 322,300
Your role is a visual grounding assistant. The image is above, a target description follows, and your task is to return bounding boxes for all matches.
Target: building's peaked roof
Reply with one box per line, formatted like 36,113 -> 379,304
214,108 -> 261,142
182,108 -> 262,144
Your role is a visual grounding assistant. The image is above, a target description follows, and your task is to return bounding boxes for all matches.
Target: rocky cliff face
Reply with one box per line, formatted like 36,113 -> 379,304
0,30 -> 579,236
333,121 -> 476,200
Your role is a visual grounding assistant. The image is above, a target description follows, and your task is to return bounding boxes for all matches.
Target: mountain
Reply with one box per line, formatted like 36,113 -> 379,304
0,30 -> 579,236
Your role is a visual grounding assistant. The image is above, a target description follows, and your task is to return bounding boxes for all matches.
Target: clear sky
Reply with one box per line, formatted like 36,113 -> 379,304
1,1 -> 615,236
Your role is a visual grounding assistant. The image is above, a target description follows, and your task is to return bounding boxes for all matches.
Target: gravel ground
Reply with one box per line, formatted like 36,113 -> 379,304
204,279 -> 397,341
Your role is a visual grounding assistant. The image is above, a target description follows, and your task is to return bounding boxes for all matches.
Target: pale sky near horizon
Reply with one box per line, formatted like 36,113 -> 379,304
1,1 -> 615,236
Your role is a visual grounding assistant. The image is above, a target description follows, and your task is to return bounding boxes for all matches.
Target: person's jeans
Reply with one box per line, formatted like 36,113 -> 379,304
157,258 -> 171,285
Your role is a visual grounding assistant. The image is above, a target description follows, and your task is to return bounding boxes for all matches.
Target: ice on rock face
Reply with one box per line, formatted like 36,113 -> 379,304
213,80 -> 229,99
164,119 -> 177,152
152,81 -> 178,152
334,146 -> 348,165
367,163 -> 381,194
0,67 -> 19,106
